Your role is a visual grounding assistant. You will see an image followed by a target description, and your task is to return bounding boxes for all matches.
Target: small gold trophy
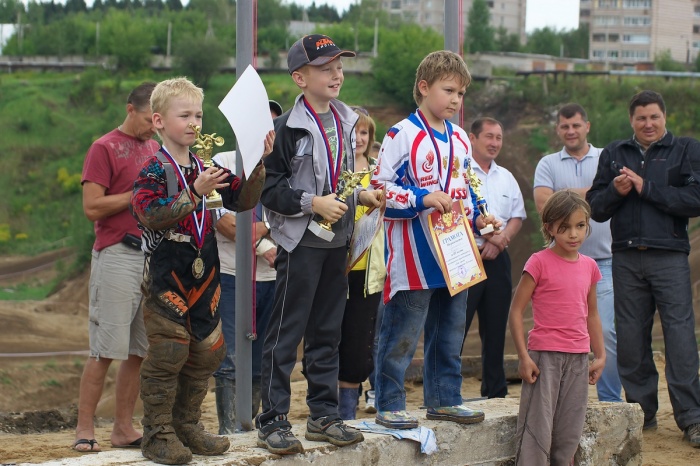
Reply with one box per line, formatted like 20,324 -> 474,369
466,159 -> 498,235
189,123 -> 225,210
308,170 -> 371,241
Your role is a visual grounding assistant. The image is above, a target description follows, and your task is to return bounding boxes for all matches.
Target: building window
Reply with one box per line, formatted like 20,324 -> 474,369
487,1 -> 494,7
623,16 -> 651,26
609,33 -> 620,42
594,16 -> 621,26
694,25 -> 700,34
608,50 -> 619,58
622,34 -> 650,44
598,0 -> 618,8
593,33 -> 607,42
390,0 -> 400,9
621,50 -> 650,59
581,9 -> 591,17
693,41 -> 700,49
695,6 -> 700,18
622,0 -> 651,8
592,49 -> 605,59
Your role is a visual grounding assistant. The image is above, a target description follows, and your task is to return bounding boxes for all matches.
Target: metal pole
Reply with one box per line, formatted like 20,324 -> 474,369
234,0 -> 255,432
444,0 -> 462,125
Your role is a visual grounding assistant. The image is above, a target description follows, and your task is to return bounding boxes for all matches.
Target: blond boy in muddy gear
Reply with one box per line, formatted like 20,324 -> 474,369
130,77 -> 274,464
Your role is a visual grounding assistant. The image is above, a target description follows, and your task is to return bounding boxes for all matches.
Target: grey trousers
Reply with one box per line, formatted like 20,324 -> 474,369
515,351 -> 588,466
613,248 -> 700,430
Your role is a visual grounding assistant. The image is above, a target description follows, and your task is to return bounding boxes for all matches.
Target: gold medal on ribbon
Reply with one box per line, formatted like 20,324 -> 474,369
192,255 -> 205,279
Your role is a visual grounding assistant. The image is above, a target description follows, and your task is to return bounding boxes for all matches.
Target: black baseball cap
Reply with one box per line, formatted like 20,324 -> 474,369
287,34 -> 356,74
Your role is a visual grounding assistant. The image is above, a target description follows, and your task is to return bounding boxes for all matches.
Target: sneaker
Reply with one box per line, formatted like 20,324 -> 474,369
375,410 -> 418,429
305,416 -> 364,446
365,390 -> 377,414
426,404 -> 485,424
683,423 -> 700,447
257,418 -> 304,455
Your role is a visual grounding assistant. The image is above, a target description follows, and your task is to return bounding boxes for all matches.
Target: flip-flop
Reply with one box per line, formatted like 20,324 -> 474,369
72,438 -> 101,453
112,437 -> 143,449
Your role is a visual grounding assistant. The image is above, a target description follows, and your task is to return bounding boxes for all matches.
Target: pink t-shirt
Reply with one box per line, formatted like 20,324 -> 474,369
523,248 -> 601,353
81,128 -> 159,251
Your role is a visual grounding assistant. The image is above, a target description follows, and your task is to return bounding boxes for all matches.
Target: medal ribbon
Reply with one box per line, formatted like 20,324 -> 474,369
416,109 -> 454,193
303,97 -> 344,192
159,147 -> 207,249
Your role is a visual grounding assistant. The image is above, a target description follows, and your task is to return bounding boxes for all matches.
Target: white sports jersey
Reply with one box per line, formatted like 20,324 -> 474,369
370,110 -> 480,300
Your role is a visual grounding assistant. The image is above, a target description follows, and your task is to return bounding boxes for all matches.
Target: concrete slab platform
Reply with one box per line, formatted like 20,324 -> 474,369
25,398 -> 643,466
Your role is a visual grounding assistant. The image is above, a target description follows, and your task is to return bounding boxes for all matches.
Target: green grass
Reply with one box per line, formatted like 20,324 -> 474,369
41,379 -> 62,387
0,281 -> 59,301
43,359 -> 58,371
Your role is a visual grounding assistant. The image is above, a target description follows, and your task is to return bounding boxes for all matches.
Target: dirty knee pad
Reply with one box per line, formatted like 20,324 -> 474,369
181,321 -> 226,379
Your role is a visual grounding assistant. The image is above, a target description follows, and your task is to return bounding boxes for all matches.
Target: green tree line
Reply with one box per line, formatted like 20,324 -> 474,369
2,0 -> 592,64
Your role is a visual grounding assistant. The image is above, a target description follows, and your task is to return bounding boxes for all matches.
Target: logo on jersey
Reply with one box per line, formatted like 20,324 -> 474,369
422,151 -> 435,173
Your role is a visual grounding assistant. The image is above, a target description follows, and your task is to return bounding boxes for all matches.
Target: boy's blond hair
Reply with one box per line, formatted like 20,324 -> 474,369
150,77 -> 204,115
413,50 -> 472,106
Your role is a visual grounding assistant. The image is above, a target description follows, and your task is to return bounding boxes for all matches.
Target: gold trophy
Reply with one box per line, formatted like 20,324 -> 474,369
308,169 -> 371,241
466,159 -> 498,235
189,123 -> 225,210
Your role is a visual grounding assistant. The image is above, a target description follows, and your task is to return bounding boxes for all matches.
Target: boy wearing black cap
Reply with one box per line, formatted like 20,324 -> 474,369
255,34 -> 382,455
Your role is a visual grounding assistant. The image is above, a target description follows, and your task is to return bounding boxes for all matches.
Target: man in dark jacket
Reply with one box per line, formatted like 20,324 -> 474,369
587,90 -> 700,446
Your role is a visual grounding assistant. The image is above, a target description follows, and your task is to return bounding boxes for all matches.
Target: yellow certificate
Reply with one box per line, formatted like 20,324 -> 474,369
428,200 -> 487,296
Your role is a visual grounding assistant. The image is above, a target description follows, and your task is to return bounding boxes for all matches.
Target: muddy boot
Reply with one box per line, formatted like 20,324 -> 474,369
252,380 -> 262,417
339,387 -> 358,420
173,375 -> 230,455
214,377 -> 236,435
141,377 -> 193,465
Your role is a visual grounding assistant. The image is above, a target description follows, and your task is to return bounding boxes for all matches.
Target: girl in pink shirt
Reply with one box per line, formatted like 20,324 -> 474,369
509,190 -> 606,466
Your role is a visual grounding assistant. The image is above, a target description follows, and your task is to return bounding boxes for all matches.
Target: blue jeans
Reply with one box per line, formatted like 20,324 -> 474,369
613,249 -> 700,429
595,259 -> 623,402
214,273 -> 275,380
375,288 -> 467,411
368,295 -> 385,391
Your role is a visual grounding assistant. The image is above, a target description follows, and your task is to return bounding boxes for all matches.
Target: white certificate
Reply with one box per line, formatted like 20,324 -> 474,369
218,65 -> 273,177
428,200 -> 486,296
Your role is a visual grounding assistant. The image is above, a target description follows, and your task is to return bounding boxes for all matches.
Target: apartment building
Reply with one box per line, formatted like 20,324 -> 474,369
582,0 -> 698,65
381,0 -> 527,45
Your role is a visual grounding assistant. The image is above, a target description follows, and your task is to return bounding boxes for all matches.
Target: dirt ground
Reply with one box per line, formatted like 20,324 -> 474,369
0,263 -> 699,465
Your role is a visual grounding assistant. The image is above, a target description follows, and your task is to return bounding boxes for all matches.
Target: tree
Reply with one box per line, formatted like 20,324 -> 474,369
0,0 -> 24,23
525,27 -> 561,56
561,25 -> 589,59
101,10 -> 154,73
373,24 -> 443,110
465,0 -> 495,53
655,50 -> 686,72
494,26 -> 520,52
257,0 -> 290,29
175,34 -> 227,88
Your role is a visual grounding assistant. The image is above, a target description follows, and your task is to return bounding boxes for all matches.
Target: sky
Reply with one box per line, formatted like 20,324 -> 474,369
289,0 -> 580,33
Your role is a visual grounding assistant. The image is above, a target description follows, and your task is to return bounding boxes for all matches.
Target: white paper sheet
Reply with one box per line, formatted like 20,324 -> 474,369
218,65 -> 273,177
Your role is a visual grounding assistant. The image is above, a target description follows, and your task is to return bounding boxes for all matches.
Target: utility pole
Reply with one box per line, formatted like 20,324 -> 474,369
444,0 -> 463,126
234,0 -> 255,433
